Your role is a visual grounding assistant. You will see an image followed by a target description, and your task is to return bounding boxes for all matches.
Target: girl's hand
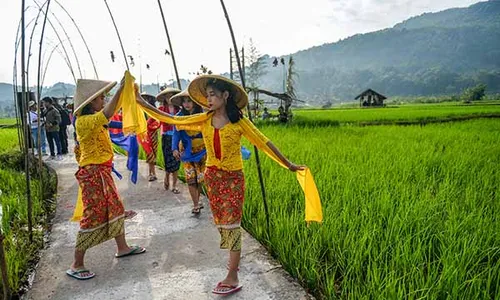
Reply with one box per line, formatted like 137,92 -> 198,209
173,150 -> 181,161
288,163 -> 306,172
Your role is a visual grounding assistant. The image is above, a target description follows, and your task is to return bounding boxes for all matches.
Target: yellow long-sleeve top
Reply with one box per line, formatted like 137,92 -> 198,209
178,114 -> 269,171
76,111 -> 113,167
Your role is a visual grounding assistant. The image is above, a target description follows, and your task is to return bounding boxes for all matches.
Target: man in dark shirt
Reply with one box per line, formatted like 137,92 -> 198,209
42,97 -> 63,160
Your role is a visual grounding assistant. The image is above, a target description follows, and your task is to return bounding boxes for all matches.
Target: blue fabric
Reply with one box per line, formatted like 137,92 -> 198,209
110,131 -> 139,184
241,146 -> 251,160
108,120 -> 122,129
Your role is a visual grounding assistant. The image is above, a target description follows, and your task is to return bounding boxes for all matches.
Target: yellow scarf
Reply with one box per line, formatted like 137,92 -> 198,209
72,71 -> 322,223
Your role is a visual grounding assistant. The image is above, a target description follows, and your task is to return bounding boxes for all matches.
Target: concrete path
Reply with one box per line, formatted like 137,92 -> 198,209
26,145 -> 313,300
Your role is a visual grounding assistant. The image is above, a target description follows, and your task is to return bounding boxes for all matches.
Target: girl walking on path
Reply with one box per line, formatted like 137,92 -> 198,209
171,90 -> 206,214
141,93 -> 161,182
68,78 -> 146,280
157,88 -> 182,193
136,75 -> 305,295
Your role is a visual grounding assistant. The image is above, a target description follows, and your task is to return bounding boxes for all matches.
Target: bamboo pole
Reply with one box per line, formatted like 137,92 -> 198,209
157,0 -> 181,89
26,1 -> 49,157
219,0 -> 271,235
33,0 -> 83,79
32,0 -> 77,83
36,0 -> 52,205
12,17 -> 36,153
54,0 -> 99,79
21,0 -> 34,244
104,0 -> 129,71
229,48 -> 233,80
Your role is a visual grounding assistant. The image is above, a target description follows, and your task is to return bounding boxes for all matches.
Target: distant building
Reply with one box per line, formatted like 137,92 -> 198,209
355,89 -> 387,107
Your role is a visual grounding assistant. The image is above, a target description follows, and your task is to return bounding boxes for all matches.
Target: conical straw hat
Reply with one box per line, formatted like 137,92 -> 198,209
156,87 -> 181,104
169,89 -> 199,107
187,75 -> 248,109
140,93 -> 157,105
74,79 -> 117,115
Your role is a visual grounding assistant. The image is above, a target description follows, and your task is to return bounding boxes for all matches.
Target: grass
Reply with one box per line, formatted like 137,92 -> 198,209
0,119 -> 16,126
0,129 -> 20,154
242,119 -> 500,299
289,103 -> 500,126
0,123 -> 57,296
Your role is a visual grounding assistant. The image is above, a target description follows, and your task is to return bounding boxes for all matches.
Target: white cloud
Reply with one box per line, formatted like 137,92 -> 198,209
0,0 -> 481,87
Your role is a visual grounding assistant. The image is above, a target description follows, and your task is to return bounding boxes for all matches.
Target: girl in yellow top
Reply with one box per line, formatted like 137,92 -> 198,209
68,78 -> 146,280
136,75 -> 305,295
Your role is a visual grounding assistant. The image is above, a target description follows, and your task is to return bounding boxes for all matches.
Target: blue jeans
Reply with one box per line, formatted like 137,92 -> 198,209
46,131 -> 62,156
31,127 -> 47,153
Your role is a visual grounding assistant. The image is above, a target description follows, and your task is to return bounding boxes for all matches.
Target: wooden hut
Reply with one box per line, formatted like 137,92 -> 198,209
355,89 -> 387,107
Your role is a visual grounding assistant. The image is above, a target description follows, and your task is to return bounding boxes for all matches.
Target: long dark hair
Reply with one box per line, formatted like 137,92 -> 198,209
80,103 -> 94,116
205,78 -> 242,123
181,97 -> 202,116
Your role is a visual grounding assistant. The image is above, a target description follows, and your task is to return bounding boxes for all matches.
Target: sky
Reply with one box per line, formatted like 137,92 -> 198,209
0,0 -> 481,87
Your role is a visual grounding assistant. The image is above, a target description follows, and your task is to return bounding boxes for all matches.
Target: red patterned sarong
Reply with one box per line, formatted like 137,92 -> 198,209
204,166 -> 244,251
75,162 -> 125,251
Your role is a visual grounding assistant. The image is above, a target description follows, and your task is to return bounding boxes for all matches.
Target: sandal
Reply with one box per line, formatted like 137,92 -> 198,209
212,282 -> 242,295
148,175 -> 157,182
124,210 -> 137,220
66,268 -> 95,280
115,245 -> 146,258
191,206 -> 201,214
171,188 -> 180,194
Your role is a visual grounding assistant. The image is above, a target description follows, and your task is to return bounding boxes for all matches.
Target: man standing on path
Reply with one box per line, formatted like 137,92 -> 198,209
42,97 -> 63,160
27,100 -> 47,155
54,98 -> 71,154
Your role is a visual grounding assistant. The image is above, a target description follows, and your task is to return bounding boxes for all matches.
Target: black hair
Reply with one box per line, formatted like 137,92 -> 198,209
142,95 -> 157,107
205,78 -> 242,123
80,103 -> 94,116
42,96 -> 53,104
180,97 -> 203,116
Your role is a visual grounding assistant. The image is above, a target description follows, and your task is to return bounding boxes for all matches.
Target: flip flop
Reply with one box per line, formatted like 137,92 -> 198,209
171,188 -> 180,194
148,175 -> 157,182
212,282 -> 243,295
115,246 -> 146,258
124,210 -> 137,220
191,207 -> 201,214
66,269 -> 95,280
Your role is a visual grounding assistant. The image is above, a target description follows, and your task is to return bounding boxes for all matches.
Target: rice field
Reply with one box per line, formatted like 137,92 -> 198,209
0,119 -> 16,126
2,103 -> 500,298
0,125 -> 56,295
291,103 -> 500,126
242,118 -> 500,299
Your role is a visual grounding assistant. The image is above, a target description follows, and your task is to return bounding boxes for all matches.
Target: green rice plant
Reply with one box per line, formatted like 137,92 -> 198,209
242,119 -> 500,299
290,104 -> 500,126
0,127 -> 56,295
0,119 -> 17,126
0,129 -> 19,153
